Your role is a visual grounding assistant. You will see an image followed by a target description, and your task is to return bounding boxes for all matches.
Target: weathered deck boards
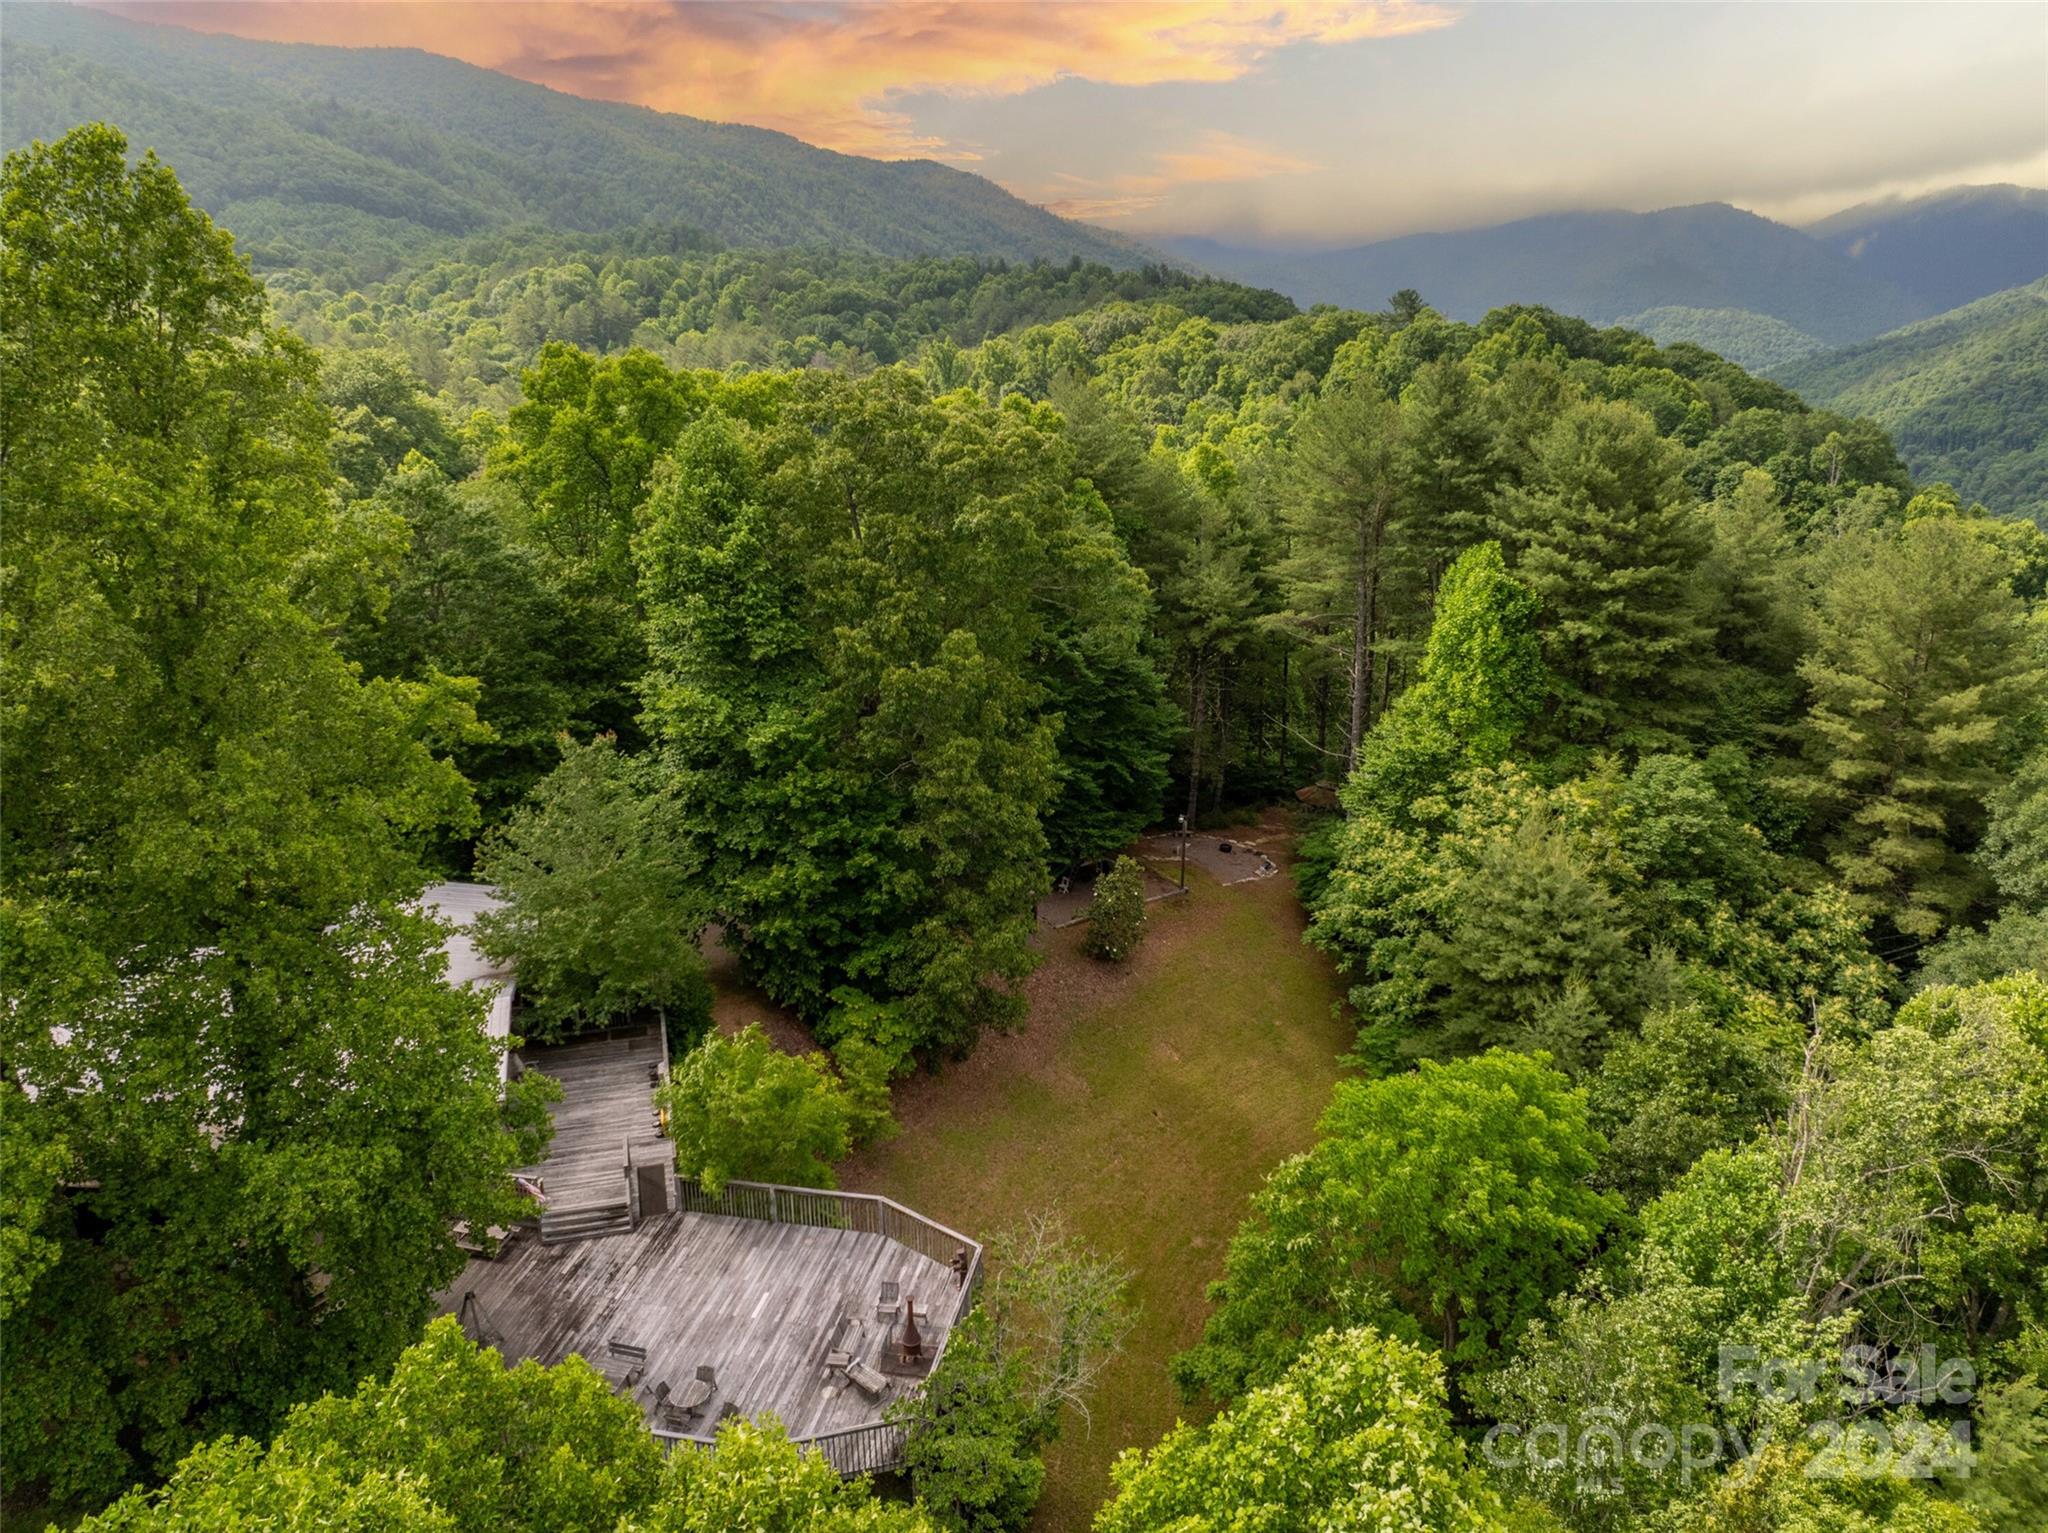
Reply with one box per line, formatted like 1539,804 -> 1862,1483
442,1208 -> 962,1436
457,1029 -> 968,1442
514,1030 -> 664,1211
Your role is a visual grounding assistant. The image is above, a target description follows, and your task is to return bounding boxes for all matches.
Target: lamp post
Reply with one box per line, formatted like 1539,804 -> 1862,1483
1178,813 -> 1188,889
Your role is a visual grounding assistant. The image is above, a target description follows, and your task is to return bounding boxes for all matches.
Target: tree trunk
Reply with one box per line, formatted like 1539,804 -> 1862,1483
1345,490 -> 1389,769
1278,647 -> 1291,784
1347,565 -> 1379,771
1214,661 -> 1230,813
1184,648 -> 1208,828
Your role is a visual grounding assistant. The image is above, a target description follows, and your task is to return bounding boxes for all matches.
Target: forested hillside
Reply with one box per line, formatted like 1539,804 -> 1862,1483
7,122 -> 2045,1533
1778,278 -> 2048,522
271,234 -> 1296,411
1,4 -> 1143,284
1611,304 -> 1829,371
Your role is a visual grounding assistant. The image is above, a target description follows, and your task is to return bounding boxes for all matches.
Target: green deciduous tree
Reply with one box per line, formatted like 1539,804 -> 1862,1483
1350,540 -> 1548,821
1103,1328 -> 1506,1533
892,1308 -> 1048,1533
323,348 -> 468,499
2,126 -> 537,1511
345,457 -> 579,848
474,734 -> 708,1040
893,1213 -> 1132,1533
83,1317 -> 933,1533
639,376 -> 1140,1056
656,1025 -> 855,1194
1175,1050 -> 1621,1399
1790,518 -> 2046,941
627,1415 -> 940,1533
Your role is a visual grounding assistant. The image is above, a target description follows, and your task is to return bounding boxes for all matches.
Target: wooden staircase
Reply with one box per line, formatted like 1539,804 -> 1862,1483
540,1199 -> 633,1245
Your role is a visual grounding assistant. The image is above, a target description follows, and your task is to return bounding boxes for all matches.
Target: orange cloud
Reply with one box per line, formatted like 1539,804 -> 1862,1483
1041,131 -> 1323,220
96,1 -> 1456,159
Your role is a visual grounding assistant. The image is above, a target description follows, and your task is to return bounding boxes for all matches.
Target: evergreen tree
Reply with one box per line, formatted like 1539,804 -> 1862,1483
1083,856 -> 1148,962
1493,399 -> 1717,752
1982,744 -> 2048,912
1426,807 -> 1641,1072
1396,356 -> 1501,586
1272,383 -> 1407,771
1697,468 -> 1809,750
1791,517 -> 2046,941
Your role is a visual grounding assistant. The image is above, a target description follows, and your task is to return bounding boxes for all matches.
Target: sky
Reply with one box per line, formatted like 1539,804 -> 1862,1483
98,1 -> 2048,247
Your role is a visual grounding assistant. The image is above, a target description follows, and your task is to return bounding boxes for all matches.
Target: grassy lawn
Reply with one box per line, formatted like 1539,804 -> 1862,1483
833,818 -> 1353,1531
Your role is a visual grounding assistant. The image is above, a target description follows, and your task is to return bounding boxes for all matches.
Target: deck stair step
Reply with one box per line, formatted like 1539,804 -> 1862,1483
540,1201 -> 632,1245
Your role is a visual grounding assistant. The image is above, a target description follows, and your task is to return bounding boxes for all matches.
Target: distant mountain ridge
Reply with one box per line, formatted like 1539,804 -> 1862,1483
1167,203 -> 1929,346
1168,189 -> 2048,361
1,4 -> 1146,282
1805,185 -> 2048,314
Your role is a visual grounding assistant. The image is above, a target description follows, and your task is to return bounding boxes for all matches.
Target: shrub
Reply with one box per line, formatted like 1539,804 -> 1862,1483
656,1025 -> 854,1194
821,987 -> 919,1147
1083,856 -> 1147,962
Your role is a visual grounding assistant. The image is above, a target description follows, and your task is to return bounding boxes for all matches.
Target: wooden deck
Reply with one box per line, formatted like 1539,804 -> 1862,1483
450,1028 -> 979,1467
443,1206 -> 965,1441
513,1028 -> 665,1211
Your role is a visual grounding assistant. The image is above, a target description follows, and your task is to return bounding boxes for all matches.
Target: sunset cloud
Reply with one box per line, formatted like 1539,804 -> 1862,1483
100,1 -> 1457,159
1040,132 -> 1324,220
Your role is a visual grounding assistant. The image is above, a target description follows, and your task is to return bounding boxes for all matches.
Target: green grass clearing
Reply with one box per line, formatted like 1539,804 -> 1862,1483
836,829 -> 1352,1530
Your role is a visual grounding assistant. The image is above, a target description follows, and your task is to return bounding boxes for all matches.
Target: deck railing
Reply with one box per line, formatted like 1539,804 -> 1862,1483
653,1417 -> 906,1476
674,1179 -> 982,1293
661,1177 -> 984,1474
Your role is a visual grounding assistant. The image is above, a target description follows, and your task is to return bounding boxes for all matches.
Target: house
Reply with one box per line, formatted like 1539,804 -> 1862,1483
421,881 -> 517,1080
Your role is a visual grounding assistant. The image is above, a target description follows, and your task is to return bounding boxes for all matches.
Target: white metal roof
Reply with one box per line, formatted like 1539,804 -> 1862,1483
420,882 -> 517,1073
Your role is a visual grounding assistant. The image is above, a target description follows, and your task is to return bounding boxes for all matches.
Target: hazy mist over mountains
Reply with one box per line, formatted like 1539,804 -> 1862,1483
1165,189 -> 2048,355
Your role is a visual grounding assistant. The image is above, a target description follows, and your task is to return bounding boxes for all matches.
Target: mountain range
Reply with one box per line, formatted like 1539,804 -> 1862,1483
1167,190 -> 2046,370
1806,184 -> 2048,315
7,0 -> 2045,521
0,3 -> 1144,283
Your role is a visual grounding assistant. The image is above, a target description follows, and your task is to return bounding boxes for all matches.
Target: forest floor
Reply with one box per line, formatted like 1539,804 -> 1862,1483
710,809 -> 1354,1531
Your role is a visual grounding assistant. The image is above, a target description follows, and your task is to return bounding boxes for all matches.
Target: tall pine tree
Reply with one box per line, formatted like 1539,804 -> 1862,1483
1791,517 -> 2046,941
1493,400 -> 1716,754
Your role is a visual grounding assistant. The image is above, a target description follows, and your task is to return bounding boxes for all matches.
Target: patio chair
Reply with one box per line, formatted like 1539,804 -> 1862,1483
876,1279 -> 901,1323
647,1380 -> 687,1431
